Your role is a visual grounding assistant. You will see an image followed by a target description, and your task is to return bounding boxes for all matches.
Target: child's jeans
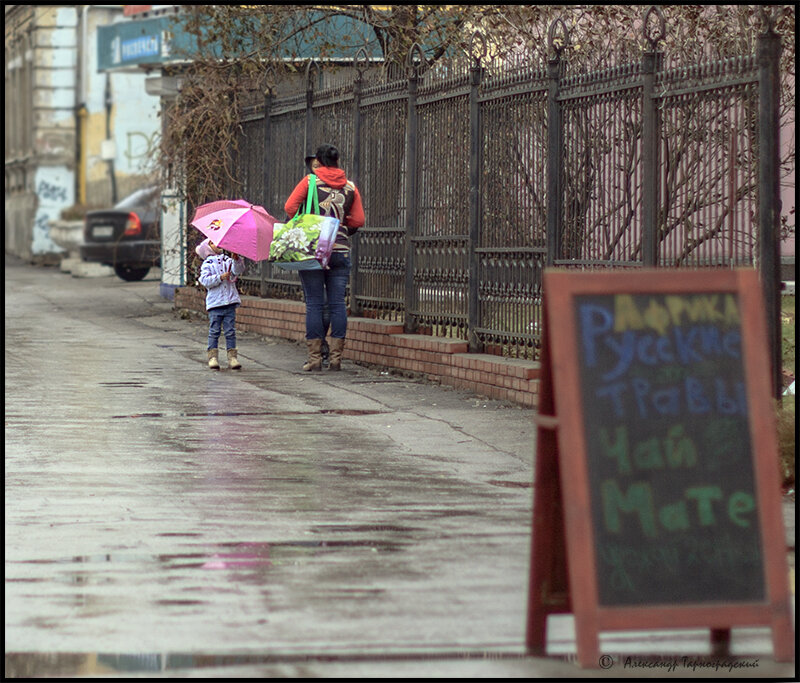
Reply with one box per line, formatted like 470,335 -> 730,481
208,303 -> 238,350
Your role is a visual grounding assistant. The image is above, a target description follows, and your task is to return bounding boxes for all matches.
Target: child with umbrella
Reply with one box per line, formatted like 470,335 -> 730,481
196,236 -> 246,370
190,199 -> 275,370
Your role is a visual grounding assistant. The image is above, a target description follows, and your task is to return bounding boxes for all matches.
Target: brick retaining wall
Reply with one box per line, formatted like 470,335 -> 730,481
175,286 -> 541,408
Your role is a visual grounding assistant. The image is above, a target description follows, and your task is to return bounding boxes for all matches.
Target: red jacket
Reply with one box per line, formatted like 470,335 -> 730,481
284,166 -> 365,230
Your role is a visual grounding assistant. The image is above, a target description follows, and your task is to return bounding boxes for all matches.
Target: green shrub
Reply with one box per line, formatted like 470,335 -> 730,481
781,295 -> 795,391
776,395 -> 795,492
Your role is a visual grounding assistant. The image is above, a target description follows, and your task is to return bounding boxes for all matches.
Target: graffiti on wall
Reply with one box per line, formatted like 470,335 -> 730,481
36,179 -> 69,203
125,130 -> 159,170
33,167 -> 74,255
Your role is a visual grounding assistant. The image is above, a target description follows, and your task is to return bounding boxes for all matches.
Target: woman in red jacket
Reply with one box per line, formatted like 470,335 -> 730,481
284,144 -> 365,371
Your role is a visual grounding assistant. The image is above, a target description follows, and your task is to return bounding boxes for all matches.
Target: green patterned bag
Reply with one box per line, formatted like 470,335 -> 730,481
269,175 -> 340,270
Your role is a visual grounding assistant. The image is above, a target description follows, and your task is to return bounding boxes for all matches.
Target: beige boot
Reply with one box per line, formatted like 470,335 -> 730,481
328,337 -> 345,371
207,348 -> 220,370
303,339 -> 323,371
227,348 -> 242,370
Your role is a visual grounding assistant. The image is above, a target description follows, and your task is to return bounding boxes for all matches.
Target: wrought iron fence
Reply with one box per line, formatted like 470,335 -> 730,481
227,9 -> 782,386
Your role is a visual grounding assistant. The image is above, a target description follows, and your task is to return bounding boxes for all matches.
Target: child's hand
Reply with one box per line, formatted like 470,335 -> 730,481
220,272 -> 230,281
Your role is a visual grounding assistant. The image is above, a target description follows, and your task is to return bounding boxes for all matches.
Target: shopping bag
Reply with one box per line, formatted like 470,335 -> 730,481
269,174 -> 340,271
270,214 -> 340,270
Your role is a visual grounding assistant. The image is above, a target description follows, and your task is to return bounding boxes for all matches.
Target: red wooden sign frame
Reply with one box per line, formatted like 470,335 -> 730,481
526,268 -> 794,668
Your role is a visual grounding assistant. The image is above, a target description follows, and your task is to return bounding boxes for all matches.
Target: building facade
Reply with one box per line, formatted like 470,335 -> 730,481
5,5 -> 160,262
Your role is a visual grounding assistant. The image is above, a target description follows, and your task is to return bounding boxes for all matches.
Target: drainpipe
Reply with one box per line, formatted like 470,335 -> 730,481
105,73 -> 118,203
75,5 -> 90,206
77,105 -> 88,205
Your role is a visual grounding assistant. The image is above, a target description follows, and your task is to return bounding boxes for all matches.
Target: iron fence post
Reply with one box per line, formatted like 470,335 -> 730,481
304,60 -> 318,159
641,7 -> 665,268
404,50 -> 422,334
641,53 -> 660,267
350,49 -> 367,317
260,86 -> 273,298
546,20 -> 566,267
467,34 -> 485,352
641,52 -> 657,267
757,15 -> 783,400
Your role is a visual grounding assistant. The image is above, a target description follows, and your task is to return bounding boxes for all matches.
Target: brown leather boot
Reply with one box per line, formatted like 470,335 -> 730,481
328,337 -> 345,371
303,339 -> 323,371
207,348 -> 220,370
227,348 -> 242,370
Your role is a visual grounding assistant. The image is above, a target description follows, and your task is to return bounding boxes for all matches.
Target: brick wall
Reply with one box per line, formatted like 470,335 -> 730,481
175,287 -> 541,408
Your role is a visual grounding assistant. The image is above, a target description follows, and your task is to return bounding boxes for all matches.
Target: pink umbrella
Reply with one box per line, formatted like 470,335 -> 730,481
190,199 -> 276,262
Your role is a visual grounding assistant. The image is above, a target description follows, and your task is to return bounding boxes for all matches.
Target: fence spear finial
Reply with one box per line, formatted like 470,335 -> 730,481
643,6 -> 666,51
305,59 -> 320,91
354,46 -> 369,79
547,18 -> 569,60
406,42 -> 428,79
469,30 -> 487,68
758,5 -> 777,35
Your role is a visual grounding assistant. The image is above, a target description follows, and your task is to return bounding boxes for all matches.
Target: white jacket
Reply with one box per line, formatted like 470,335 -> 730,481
198,254 -> 245,310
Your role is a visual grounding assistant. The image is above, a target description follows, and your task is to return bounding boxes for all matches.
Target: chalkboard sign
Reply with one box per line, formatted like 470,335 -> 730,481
577,290 -> 763,606
526,269 -> 793,668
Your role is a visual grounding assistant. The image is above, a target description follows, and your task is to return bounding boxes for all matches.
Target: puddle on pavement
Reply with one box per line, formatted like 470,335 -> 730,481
310,523 -> 423,534
98,382 -> 148,388
155,599 -> 206,606
110,409 -> 389,419
486,479 -> 532,489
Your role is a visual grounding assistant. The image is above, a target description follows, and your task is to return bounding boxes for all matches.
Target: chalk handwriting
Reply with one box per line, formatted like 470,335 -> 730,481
577,291 -> 761,605
581,312 -> 742,381
600,424 -> 697,475
613,294 -> 740,335
601,480 -> 756,538
599,534 -> 761,598
597,375 -> 747,419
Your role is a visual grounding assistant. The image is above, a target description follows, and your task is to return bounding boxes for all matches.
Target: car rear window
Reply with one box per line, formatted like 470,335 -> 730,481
114,187 -> 159,211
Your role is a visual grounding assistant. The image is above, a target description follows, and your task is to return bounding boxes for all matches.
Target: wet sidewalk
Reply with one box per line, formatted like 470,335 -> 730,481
4,257 -> 794,678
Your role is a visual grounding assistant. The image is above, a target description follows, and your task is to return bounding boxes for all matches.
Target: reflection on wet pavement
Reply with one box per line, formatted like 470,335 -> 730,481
111,409 -> 389,419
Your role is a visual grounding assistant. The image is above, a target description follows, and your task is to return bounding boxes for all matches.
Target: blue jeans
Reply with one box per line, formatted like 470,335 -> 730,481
208,303 -> 238,350
299,251 -> 351,339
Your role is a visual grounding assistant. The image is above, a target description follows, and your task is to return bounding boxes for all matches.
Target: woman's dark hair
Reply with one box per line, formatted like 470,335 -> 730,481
315,144 -> 339,168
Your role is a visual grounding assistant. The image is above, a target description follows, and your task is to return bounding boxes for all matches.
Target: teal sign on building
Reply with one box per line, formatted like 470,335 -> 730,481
97,12 -> 384,73
97,16 -> 194,71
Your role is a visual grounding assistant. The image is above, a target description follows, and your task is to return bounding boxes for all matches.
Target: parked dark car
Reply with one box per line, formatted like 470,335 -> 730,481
80,186 -> 161,281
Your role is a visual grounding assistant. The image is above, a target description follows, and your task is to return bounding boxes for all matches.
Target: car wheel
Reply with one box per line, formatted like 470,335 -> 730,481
114,264 -> 150,281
